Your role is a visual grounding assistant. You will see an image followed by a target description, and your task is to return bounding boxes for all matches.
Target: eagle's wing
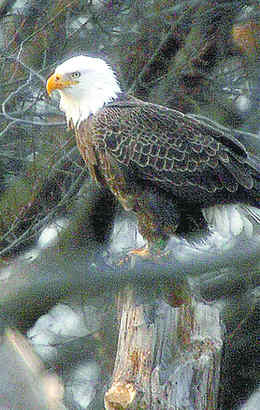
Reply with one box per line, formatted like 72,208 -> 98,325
93,98 -> 258,204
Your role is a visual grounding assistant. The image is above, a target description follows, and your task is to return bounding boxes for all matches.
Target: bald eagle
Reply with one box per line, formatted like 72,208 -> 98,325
46,56 -> 260,256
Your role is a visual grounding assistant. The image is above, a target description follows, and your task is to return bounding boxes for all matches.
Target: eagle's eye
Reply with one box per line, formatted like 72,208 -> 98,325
71,71 -> 81,79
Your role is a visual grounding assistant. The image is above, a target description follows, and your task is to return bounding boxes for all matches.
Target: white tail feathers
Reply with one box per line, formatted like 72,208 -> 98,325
202,204 -> 260,239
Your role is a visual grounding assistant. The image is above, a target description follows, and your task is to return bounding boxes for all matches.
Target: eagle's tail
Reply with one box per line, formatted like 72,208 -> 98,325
202,203 -> 260,239
248,153 -> 260,204
240,204 -> 260,226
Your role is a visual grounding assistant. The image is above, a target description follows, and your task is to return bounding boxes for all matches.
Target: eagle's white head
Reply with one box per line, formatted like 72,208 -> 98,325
46,55 -> 121,127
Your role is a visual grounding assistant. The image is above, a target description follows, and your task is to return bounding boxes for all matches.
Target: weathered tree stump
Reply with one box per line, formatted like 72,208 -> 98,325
105,285 -> 222,409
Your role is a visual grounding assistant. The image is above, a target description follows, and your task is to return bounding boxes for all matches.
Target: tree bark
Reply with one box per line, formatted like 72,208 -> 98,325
105,286 -> 222,409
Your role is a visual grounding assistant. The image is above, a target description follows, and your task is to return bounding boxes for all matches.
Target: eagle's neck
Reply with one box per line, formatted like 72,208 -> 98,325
59,74 -> 121,128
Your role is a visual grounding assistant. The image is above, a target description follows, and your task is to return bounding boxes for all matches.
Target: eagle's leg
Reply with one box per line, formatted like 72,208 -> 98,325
131,186 -> 181,258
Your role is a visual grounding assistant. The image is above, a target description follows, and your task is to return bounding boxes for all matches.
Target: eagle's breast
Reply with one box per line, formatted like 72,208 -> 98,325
76,116 -> 136,212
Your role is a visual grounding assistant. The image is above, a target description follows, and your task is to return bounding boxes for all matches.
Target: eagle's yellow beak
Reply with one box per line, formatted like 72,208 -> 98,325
46,73 -> 77,95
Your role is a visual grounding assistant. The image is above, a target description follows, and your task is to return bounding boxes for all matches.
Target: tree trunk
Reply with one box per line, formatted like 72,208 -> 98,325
105,285 -> 222,409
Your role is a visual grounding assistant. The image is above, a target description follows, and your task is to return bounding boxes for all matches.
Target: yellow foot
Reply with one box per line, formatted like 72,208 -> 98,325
117,246 -> 171,266
117,246 -> 148,266
129,245 -> 151,258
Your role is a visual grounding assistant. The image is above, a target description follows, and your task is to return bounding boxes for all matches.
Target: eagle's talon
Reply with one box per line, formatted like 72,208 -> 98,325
117,245 -> 171,266
129,245 -> 150,258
